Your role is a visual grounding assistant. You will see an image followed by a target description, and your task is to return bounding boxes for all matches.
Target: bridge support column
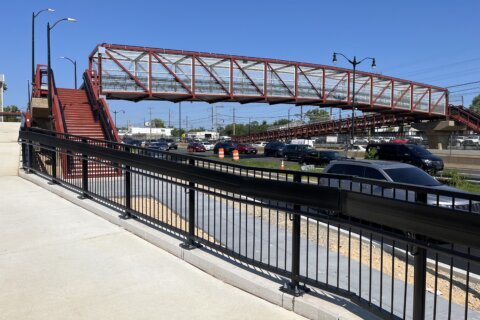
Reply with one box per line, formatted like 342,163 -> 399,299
412,120 -> 465,149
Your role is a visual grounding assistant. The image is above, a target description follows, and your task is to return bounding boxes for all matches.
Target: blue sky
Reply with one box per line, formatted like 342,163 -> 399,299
1,0 -> 479,128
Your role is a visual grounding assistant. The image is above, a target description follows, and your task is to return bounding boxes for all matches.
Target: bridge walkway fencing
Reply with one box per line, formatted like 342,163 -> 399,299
20,128 -> 480,320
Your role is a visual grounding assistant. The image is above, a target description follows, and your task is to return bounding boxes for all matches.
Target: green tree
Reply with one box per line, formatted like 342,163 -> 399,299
305,109 -> 330,123
2,105 -> 21,122
151,118 -> 165,128
171,128 -> 185,138
272,118 -> 290,126
188,127 -> 206,132
470,94 -> 480,114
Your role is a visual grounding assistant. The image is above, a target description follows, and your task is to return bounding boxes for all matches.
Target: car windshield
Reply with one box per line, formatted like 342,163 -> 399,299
467,136 -> 477,139
384,167 -> 442,186
405,145 -> 431,157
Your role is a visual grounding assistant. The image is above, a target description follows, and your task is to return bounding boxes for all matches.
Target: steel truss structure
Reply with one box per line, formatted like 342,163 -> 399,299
89,44 -> 448,117
234,113 -> 431,142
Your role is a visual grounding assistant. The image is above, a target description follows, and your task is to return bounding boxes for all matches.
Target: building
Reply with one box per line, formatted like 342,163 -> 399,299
128,126 -> 173,137
186,131 -> 219,140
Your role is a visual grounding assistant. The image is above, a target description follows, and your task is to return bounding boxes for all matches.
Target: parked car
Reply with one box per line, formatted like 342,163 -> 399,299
282,144 -> 314,161
366,143 -> 444,173
463,135 -> 480,146
406,136 -> 424,144
236,144 -> 258,154
322,160 -> 471,210
202,141 -> 214,151
353,137 -> 369,144
369,136 -> 383,143
299,150 -> 348,166
264,141 -> 286,157
145,141 -> 169,151
213,141 -> 237,155
349,145 -> 366,151
165,138 -> 178,150
253,141 -> 267,147
187,142 -> 206,152
455,136 -> 467,145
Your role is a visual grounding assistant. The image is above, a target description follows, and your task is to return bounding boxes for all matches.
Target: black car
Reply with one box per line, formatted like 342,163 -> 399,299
282,144 -> 314,161
213,141 -> 237,155
366,143 -> 444,173
264,141 -> 286,157
299,150 -> 348,166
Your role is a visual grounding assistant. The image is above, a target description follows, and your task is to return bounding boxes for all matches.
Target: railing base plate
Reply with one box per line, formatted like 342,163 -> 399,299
180,242 -> 203,250
280,282 -> 310,297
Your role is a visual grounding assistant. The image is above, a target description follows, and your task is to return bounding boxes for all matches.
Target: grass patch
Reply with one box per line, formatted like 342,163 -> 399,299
206,155 -> 324,172
439,169 -> 480,194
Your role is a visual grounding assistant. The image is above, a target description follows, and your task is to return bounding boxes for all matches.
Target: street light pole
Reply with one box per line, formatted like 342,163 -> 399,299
32,9 -> 55,85
60,56 -> 77,89
332,52 -> 376,150
47,18 -> 76,122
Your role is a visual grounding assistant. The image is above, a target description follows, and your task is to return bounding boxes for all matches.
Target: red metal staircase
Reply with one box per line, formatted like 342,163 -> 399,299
58,88 -> 106,139
448,105 -> 480,133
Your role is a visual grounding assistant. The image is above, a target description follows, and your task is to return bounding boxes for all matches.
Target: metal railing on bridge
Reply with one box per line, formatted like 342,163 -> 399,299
20,128 -> 480,320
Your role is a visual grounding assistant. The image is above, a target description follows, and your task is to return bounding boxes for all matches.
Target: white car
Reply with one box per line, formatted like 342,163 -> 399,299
202,142 -> 214,151
455,136 -> 466,145
253,141 -> 267,147
463,136 -> 480,146
349,145 -> 366,151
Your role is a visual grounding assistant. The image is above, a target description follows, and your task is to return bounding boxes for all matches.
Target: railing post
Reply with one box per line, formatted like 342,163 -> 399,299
27,139 -> 34,173
50,146 -> 57,183
122,146 -> 132,219
412,244 -> 427,320
80,138 -> 89,199
412,191 -> 427,320
180,158 -> 202,250
281,173 -> 309,296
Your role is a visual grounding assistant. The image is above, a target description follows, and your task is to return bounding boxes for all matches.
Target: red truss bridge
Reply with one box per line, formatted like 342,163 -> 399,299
89,44 -> 448,116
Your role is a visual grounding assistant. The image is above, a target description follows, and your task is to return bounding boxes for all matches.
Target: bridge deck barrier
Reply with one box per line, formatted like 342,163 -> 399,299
20,128 -> 480,320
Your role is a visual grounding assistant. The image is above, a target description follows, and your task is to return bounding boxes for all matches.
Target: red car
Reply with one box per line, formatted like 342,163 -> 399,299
187,142 -> 206,152
236,144 -> 258,154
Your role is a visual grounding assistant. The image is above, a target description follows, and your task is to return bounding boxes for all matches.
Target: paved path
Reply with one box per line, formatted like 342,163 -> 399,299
0,175 -> 307,320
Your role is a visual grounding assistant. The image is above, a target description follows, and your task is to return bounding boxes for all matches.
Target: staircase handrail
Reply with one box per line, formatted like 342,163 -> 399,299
49,69 -> 66,133
83,70 -> 120,142
448,104 -> 480,133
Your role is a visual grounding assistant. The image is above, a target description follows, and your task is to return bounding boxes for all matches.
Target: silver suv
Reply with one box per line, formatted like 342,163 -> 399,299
322,160 -> 475,211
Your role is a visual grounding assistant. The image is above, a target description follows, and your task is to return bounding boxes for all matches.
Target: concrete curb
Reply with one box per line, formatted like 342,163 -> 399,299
20,171 -> 379,320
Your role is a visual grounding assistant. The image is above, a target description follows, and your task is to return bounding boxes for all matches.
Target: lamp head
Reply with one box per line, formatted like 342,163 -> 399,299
332,53 -> 338,65
47,8 -> 55,12
371,58 -> 376,69
67,18 -> 77,22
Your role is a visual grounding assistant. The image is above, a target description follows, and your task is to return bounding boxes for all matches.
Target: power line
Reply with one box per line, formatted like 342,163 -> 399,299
447,80 -> 480,88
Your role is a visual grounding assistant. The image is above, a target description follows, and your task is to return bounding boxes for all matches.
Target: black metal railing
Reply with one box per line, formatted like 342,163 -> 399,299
20,128 -> 480,320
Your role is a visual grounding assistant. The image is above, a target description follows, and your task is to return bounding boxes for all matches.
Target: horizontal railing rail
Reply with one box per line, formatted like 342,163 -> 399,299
20,127 -> 480,320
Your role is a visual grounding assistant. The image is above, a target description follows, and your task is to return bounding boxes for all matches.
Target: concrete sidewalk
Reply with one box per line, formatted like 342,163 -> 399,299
0,175 -> 306,320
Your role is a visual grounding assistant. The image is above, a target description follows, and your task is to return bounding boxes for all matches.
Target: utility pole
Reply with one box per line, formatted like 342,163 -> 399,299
211,107 -> 214,131
248,117 -> 251,135
168,109 -> 171,127
300,106 -> 303,123
233,107 -> 236,136
186,116 -> 189,132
